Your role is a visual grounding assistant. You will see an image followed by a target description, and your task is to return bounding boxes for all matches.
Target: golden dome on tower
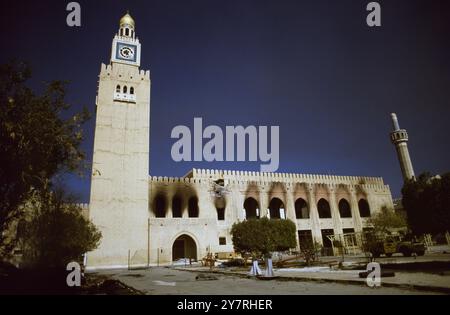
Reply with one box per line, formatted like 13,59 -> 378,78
120,12 -> 135,28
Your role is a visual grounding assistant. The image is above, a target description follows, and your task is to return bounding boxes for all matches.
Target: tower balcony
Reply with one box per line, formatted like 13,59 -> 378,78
390,129 -> 408,144
113,92 -> 136,103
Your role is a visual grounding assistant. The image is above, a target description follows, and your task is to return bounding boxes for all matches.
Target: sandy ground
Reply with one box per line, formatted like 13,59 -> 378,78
92,267 -> 442,295
275,267 -> 450,289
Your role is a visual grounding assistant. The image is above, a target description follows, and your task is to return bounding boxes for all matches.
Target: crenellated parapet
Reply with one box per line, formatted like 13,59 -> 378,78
148,171 -> 391,195
180,168 -> 389,192
147,168 -> 393,221
100,63 -> 150,80
149,175 -> 206,186
190,168 -> 383,184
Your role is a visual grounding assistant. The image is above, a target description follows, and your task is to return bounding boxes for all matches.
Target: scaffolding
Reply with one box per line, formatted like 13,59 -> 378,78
326,232 -> 367,256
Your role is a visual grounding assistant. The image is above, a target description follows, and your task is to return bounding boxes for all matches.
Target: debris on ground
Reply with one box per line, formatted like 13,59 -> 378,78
195,273 -> 219,281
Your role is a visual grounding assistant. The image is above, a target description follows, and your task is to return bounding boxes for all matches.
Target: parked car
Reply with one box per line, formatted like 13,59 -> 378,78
368,235 -> 425,258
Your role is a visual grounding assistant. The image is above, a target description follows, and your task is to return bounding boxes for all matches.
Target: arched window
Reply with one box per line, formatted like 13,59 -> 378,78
188,196 -> 199,218
317,199 -> 332,218
153,194 -> 167,218
295,198 -> 309,219
358,199 -> 371,217
338,199 -> 352,218
217,208 -> 225,221
243,197 -> 259,219
125,28 -> 129,36
269,198 -> 284,219
123,86 -> 128,94
214,195 -> 226,221
172,195 -> 183,218
116,85 -> 121,93
130,87 -> 134,95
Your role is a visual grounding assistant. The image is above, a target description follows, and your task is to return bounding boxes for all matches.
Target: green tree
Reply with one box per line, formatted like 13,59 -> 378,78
368,206 -> 407,234
0,61 -> 90,255
361,206 -> 408,260
402,172 -> 450,235
19,187 -> 101,269
300,240 -> 322,266
231,218 -> 297,259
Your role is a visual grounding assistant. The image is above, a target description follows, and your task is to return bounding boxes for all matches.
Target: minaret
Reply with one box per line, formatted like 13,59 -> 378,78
390,113 -> 415,182
87,13 -> 151,269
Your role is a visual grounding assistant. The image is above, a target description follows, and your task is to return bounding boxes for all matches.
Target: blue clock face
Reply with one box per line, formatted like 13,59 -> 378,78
116,43 -> 137,62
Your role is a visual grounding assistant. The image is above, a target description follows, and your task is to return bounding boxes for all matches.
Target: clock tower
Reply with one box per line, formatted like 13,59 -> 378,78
87,13 -> 151,269
111,13 -> 141,67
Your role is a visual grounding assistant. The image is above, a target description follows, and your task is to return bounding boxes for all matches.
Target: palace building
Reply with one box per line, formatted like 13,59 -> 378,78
85,13 -> 394,269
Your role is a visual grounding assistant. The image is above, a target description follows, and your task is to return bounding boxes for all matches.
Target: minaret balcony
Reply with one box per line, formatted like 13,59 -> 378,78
390,129 -> 408,144
114,92 -> 136,103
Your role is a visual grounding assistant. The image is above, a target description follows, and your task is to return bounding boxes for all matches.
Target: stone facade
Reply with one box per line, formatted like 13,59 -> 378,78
146,169 -> 393,266
85,14 -> 394,270
86,14 -> 151,269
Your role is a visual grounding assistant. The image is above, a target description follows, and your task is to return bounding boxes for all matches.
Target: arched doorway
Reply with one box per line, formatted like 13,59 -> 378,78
172,234 -> 197,261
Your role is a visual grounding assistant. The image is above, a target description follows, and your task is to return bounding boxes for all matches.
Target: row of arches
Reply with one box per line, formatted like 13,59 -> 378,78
153,194 -> 228,220
243,197 -> 371,220
152,195 -> 371,220
314,198 -> 370,219
116,85 -> 135,95
153,195 -> 199,218
244,197 -> 287,219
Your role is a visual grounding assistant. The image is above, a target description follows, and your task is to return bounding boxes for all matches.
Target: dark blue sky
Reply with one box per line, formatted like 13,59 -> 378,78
2,0 -> 449,201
